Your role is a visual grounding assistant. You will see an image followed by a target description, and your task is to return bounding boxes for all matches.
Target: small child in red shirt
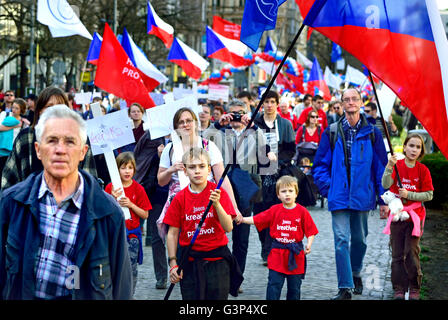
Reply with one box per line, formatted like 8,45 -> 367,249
164,147 -> 242,300
105,152 -> 152,295
241,175 -> 318,300
382,134 -> 434,300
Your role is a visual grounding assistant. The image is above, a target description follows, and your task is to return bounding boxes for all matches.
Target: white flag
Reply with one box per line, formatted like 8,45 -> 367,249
296,50 -> 313,69
345,65 -> 367,86
37,0 -> 92,40
324,66 -> 342,90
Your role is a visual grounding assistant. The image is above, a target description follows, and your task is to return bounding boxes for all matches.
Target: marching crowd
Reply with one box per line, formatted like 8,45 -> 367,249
0,85 -> 433,301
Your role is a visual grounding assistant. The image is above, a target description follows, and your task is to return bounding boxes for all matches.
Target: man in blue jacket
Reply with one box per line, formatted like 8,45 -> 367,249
313,88 -> 388,300
0,105 -> 133,300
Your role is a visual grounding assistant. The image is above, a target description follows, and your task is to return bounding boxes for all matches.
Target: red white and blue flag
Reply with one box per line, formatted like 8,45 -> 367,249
167,37 -> 209,80
87,32 -> 103,65
304,0 -> 448,157
206,26 -> 253,68
306,57 -> 331,100
147,1 -> 174,48
121,27 -> 168,92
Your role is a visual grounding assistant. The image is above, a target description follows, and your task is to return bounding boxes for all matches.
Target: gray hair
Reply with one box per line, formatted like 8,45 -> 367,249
35,104 -> 88,145
228,99 -> 246,109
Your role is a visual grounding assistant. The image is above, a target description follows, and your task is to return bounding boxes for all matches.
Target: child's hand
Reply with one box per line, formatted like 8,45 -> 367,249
209,189 -> 221,206
398,188 -> 408,199
111,187 -> 123,200
387,153 -> 397,169
118,196 -> 133,209
305,244 -> 312,255
169,266 -> 183,284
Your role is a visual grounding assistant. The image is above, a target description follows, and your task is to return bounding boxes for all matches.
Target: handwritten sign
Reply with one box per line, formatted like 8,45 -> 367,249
87,109 -> 135,156
89,103 -> 131,220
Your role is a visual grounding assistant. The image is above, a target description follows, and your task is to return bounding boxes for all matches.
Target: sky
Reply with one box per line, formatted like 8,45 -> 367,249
437,0 -> 448,10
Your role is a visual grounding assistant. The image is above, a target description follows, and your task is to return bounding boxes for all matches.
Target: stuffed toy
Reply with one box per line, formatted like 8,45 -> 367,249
381,191 -> 410,222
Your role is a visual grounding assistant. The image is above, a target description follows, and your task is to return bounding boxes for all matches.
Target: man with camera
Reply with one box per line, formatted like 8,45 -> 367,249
210,99 -> 276,291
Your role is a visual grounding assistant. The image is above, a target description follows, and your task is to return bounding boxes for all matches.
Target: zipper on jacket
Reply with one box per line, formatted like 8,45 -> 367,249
99,264 -> 103,277
360,143 -> 364,160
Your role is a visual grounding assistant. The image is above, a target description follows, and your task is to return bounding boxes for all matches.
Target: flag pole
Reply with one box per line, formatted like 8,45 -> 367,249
163,22 -> 307,301
367,70 -> 403,188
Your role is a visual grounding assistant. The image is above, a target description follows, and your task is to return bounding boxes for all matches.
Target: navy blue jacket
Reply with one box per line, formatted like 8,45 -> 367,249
0,170 -> 133,300
312,115 -> 387,212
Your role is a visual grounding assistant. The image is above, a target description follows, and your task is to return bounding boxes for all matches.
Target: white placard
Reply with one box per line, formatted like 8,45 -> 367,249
146,94 -> 201,139
208,84 -> 229,102
74,92 -> 92,105
173,87 -> 193,100
90,103 -> 131,220
86,109 -> 135,156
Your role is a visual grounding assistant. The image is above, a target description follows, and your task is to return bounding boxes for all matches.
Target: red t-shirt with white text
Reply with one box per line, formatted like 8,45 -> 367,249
163,181 -> 236,251
389,159 -> 433,221
253,203 -> 318,275
105,180 -> 152,238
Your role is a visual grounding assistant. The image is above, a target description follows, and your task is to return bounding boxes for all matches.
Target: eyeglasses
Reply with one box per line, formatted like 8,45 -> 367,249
342,97 -> 361,103
5,94 -> 14,97
178,119 -> 194,126
334,106 -> 340,110
364,109 -> 371,113
310,115 -> 319,119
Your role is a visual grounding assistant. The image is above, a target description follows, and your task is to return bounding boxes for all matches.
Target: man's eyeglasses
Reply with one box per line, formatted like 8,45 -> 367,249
364,109 -> 371,113
178,119 -> 194,126
342,97 -> 360,103
5,94 -> 14,97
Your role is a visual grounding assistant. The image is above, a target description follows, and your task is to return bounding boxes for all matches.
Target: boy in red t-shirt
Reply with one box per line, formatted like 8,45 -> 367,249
105,152 -> 152,295
241,175 -> 318,300
164,147 -> 242,300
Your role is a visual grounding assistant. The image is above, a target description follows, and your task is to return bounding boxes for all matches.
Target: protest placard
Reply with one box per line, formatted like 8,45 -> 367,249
88,103 -> 132,220
208,84 -> 230,102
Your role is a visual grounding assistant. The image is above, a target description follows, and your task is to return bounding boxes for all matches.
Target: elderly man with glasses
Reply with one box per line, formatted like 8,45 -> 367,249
312,88 -> 388,300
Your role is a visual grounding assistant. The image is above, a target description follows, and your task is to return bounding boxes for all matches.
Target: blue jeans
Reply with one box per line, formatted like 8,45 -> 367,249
331,210 -> 369,289
266,269 -> 302,300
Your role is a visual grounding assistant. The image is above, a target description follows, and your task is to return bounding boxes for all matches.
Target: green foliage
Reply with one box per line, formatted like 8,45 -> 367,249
421,152 -> 448,210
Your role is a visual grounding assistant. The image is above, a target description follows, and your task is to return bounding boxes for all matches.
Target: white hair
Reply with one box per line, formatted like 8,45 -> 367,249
35,104 -> 87,144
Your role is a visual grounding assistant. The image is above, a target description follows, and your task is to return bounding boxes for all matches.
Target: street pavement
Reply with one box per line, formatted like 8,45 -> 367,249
134,200 -> 394,300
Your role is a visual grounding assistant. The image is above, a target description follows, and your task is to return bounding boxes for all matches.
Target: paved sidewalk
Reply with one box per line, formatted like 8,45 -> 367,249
134,202 -> 394,300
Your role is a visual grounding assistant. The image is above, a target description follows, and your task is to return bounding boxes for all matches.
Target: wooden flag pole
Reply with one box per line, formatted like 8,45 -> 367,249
367,70 -> 403,188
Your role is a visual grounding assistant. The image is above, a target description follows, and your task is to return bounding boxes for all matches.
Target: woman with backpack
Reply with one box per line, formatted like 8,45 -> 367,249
294,110 -> 322,164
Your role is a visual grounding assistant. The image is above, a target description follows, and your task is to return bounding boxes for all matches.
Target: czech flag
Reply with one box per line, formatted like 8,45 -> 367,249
87,32 -> 103,65
304,0 -> 448,158
147,1 -> 174,48
167,38 -> 209,80
306,57 -> 331,100
121,27 -> 168,92
206,26 -> 253,68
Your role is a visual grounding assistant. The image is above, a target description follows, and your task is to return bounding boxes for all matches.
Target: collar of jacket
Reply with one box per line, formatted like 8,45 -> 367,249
11,169 -> 117,221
